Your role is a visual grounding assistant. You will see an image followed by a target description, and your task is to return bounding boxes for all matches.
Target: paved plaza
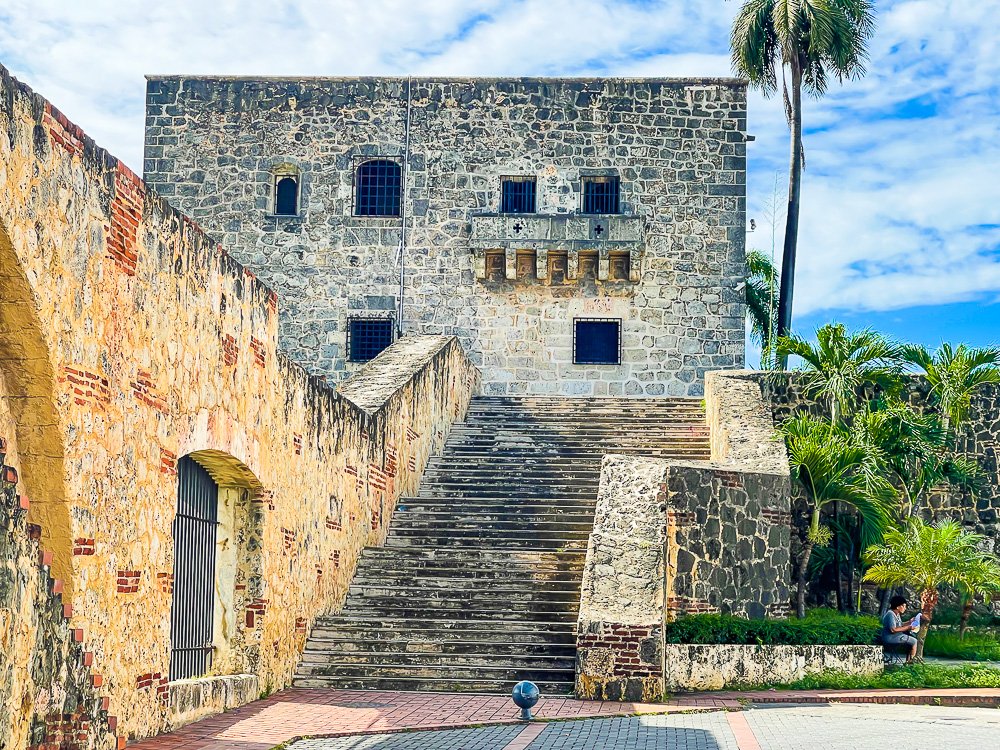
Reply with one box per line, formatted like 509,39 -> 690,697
289,703 -> 1000,750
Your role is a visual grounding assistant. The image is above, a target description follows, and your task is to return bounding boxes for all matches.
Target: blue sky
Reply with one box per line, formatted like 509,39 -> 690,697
1,0 -> 998,366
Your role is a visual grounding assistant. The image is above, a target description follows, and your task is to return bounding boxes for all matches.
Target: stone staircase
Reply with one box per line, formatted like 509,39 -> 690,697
293,396 -> 710,694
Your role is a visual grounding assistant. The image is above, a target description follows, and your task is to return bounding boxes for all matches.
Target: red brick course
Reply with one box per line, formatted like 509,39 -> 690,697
116,570 -> 140,594
578,624 -> 660,678
221,334 -> 239,366
106,163 -> 144,276
62,366 -> 111,409
131,370 -> 169,414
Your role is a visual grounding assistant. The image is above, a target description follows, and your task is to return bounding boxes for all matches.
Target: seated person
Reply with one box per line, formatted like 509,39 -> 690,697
881,595 -> 919,662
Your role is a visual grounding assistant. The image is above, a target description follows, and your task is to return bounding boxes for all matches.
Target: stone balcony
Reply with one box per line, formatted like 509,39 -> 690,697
469,213 -> 646,283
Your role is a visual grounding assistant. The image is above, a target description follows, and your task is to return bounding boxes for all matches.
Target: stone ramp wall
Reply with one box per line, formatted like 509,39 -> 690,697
0,62 -> 479,746
575,371 -> 791,701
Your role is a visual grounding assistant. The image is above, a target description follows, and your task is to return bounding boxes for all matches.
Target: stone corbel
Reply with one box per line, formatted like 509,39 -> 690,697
536,248 -> 549,280
629,251 -> 641,283
598,247 -> 610,281
473,248 -> 487,280
567,248 -> 579,280
505,248 -> 517,280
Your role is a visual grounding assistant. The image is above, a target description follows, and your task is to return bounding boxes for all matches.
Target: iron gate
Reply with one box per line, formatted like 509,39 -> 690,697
169,456 -> 219,680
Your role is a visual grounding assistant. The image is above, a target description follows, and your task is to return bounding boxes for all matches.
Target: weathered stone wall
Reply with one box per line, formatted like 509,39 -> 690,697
143,76 -> 747,396
0,64 -> 478,746
662,644 -> 883,692
575,370 -> 792,700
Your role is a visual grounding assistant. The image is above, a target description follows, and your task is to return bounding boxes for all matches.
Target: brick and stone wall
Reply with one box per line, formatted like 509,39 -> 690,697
143,76 -> 748,396
0,64 -> 478,745
576,371 -> 791,701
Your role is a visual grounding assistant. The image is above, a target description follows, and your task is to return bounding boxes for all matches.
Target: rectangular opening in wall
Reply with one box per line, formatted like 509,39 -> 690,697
610,252 -> 630,281
547,251 -> 568,285
348,317 -> 395,362
500,176 -> 536,214
579,251 -> 598,280
582,176 -> 621,215
516,250 -> 537,280
573,318 -> 621,365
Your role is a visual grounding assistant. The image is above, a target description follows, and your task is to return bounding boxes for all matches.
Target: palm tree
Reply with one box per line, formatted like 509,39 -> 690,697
782,414 -> 895,618
955,557 -> 1000,640
864,519 -> 995,658
777,323 -> 901,426
746,250 -> 779,367
852,399 -> 981,517
731,0 -> 876,345
902,343 -> 1000,436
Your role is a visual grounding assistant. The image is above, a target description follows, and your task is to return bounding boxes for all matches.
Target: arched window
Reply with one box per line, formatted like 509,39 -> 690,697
274,175 -> 298,216
355,159 -> 402,217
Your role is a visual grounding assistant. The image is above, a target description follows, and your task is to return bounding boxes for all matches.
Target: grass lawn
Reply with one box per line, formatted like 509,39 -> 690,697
923,628 -> 1000,661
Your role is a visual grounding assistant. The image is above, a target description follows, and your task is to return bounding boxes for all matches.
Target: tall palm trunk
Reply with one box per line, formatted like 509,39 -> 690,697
958,596 -> 974,640
796,505 -> 820,618
917,588 -> 938,659
776,58 -> 804,358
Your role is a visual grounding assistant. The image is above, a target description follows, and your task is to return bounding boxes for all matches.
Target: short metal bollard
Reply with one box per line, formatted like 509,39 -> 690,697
511,680 -> 540,721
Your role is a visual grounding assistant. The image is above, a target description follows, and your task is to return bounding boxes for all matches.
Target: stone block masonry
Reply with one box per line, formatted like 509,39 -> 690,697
144,76 -> 748,396
0,63 -> 479,746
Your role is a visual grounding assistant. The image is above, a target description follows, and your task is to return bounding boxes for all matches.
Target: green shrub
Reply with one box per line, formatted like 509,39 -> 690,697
663,609 -> 880,646
923,629 -> 1000,661
775,663 -> 1000,690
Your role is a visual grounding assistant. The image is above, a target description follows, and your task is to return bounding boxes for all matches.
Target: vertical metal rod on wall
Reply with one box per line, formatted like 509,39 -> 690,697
397,76 -> 413,338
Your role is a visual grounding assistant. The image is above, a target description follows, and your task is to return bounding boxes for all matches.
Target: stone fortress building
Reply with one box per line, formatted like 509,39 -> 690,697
143,76 -> 748,395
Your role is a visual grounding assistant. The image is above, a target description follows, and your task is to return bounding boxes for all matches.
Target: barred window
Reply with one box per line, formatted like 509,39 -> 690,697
582,176 -> 621,215
573,319 -> 621,365
274,176 -> 298,215
355,160 -> 402,217
500,177 -> 536,214
348,317 -> 395,362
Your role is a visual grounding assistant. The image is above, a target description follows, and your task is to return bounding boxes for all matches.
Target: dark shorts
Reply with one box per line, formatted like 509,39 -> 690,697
883,633 -> 918,647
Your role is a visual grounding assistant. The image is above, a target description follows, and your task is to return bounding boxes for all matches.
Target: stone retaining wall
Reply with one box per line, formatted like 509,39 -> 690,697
575,370 -> 792,701
0,63 -> 479,747
663,644 -> 883,691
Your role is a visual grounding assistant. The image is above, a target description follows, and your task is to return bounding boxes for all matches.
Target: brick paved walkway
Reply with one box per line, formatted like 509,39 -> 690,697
127,687 -> 1000,749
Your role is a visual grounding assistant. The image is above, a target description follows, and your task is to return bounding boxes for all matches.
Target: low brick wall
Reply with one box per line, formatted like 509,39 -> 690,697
663,644 -> 884,692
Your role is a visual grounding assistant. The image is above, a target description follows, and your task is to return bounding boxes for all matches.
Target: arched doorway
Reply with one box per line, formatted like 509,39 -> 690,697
0,219 -> 72,592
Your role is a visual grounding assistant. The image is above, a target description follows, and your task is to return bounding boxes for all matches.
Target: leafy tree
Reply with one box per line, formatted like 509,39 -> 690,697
747,250 -> 779,367
777,324 -> 902,426
902,343 -> 1000,435
955,557 -> 1000,640
730,0 -> 876,346
782,414 -> 895,618
864,519 -> 997,657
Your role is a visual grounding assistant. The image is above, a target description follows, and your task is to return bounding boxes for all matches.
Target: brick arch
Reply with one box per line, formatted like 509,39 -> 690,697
0,217 -> 73,595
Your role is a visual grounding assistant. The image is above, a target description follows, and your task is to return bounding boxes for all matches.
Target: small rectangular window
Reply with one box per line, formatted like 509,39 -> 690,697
348,317 -> 395,362
574,319 -> 621,365
582,176 -> 620,215
500,177 -> 536,214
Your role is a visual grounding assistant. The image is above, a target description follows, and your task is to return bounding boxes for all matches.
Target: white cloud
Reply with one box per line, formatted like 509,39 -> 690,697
1,0 -> 998,326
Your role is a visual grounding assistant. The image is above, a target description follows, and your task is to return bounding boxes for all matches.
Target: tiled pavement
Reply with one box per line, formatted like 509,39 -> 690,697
127,688 -> 1000,750
290,704 -> 1000,749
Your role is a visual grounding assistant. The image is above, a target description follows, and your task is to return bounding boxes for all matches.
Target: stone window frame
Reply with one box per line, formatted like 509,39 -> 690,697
267,163 -> 302,218
346,313 -> 396,363
580,173 -> 622,215
572,317 -> 622,366
499,175 -> 537,214
352,157 -> 404,218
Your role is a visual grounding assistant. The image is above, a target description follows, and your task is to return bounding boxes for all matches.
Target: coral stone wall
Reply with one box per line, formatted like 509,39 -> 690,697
144,76 -> 748,396
0,63 -> 479,746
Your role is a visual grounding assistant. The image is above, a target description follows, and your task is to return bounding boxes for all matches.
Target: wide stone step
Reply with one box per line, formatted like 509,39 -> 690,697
357,546 -> 586,564
350,569 -> 584,587
394,498 -> 596,513
389,517 -> 594,533
304,638 -> 576,657
348,584 -> 582,603
384,535 -> 588,551
295,661 -> 576,682
311,617 -> 576,638
300,650 -> 577,670
291,675 -> 574,695
391,506 -> 595,520
338,604 -> 579,621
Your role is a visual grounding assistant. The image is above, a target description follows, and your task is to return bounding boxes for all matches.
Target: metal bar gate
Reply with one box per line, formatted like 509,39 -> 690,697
169,456 -> 219,681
